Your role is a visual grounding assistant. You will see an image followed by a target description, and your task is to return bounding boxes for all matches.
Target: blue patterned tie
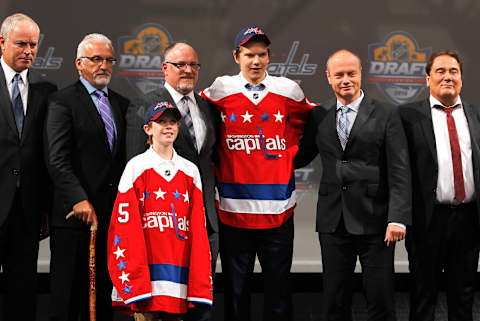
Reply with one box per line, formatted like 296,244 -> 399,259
180,96 -> 197,149
337,105 -> 350,150
95,90 -> 115,151
11,74 -> 24,137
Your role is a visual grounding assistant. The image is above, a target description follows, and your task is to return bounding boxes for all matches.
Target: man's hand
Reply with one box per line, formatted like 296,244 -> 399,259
384,224 -> 406,246
72,200 -> 97,225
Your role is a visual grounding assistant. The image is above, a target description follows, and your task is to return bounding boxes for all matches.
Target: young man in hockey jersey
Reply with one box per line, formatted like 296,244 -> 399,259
107,103 -> 213,321
201,26 -> 313,321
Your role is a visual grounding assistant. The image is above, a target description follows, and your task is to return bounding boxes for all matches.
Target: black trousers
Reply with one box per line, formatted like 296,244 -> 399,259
319,222 -> 396,321
407,203 -> 479,321
0,189 -> 39,321
49,227 -> 113,321
219,217 -> 294,321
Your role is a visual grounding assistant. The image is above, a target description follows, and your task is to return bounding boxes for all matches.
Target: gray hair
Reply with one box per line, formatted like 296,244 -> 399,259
0,13 -> 39,42
76,33 -> 113,58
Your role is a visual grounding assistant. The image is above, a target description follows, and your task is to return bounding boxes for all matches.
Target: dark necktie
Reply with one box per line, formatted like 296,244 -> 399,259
11,73 -> 24,137
95,90 -> 115,152
180,96 -> 197,149
435,104 -> 465,202
337,105 -> 350,150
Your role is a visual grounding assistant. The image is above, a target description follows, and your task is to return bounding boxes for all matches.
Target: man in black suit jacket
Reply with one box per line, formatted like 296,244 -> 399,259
399,50 -> 480,321
0,13 -> 56,321
295,50 -> 411,321
45,34 -> 129,321
125,42 -> 219,320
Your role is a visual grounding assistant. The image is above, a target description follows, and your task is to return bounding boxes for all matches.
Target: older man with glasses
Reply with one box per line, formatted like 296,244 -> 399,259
45,33 -> 129,321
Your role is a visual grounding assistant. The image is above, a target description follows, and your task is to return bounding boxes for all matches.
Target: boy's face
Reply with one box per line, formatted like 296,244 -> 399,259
144,113 -> 179,147
233,40 -> 269,85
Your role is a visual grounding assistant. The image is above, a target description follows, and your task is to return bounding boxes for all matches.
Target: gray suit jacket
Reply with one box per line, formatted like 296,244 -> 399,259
125,87 -> 220,234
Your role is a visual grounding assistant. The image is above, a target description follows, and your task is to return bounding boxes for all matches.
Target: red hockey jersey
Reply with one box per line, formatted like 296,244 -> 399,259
201,73 -> 314,229
107,148 -> 213,314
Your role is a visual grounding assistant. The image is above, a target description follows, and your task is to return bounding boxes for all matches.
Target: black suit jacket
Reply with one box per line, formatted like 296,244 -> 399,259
125,87 -> 220,233
45,80 -> 129,230
399,99 -> 480,241
295,94 -> 412,235
0,65 -> 57,230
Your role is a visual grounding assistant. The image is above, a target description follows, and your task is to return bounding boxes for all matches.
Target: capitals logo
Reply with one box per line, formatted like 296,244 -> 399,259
368,31 -> 431,105
244,27 -> 265,35
117,23 -> 173,94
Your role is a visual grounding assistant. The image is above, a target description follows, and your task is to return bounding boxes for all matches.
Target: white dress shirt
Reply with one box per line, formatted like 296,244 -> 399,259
1,56 -> 29,113
164,82 -> 206,151
430,95 -> 475,204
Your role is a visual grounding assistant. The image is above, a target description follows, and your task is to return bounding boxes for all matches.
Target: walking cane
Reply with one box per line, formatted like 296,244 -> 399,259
66,211 -> 98,321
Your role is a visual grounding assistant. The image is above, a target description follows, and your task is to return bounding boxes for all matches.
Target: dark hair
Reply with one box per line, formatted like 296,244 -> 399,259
425,49 -> 463,75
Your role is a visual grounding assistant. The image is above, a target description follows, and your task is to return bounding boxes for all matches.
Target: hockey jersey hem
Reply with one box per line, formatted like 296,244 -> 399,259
125,293 -> 153,305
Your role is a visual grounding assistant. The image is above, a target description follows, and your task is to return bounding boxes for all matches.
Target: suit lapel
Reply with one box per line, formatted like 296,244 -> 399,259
346,96 -> 375,149
0,65 -> 19,137
463,102 -> 480,184
320,99 -> 343,152
194,93 -> 214,155
108,91 -> 125,157
418,100 -> 437,164
75,81 -> 112,153
22,69 -> 39,142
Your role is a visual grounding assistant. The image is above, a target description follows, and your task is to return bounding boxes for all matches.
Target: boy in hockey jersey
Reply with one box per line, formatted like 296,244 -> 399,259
201,26 -> 314,321
107,102 -> 213,321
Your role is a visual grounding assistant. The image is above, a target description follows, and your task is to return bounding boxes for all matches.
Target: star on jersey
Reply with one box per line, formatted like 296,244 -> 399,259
122,284 -> 132,295
113,246 -> 126,259
241,111 -> 254,123
261,112 -> 270,122
229,112 -> 237,122
273,110 -> 284,123
119,271 -> 130,284
172,190 -> 182,200
117,260 -> 127,271
154,187 -> 166,200
182,191 -> 189,203
144,189 -> 150,200
220,112 -> 226,123
113,235 -> 122,246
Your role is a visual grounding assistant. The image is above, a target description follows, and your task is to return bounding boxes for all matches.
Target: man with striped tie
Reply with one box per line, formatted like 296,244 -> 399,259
0,13 -> 56,321
295,50 -> 411,321
45,33 -> 129,321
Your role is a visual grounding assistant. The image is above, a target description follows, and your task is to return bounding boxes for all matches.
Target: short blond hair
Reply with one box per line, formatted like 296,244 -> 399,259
0,13 -> 39,42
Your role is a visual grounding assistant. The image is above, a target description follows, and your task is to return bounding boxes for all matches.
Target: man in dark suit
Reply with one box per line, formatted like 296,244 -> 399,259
125,42 -> 219,320
45,33 -> 129,321
0,13 -> 56,321
295,49 -> 411,321
399,50 -> 480,321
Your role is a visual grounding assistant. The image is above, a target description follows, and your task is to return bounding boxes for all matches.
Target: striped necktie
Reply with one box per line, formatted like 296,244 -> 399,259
11,73 -> 24,137
337,105 -> 350,150
180,96 -> 197,149
95,90 -> 115,152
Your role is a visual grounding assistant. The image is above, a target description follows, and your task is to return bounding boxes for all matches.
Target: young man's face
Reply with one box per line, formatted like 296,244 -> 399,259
144,113 -> 179,147
234,40 -> 269,85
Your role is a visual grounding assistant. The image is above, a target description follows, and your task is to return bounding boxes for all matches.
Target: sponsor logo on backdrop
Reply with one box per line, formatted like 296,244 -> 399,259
267,41 -> 318,83
368,31 -> 431,105
117,23 -> 173,94
295,167 -> 316,199
31,34 -> 63,70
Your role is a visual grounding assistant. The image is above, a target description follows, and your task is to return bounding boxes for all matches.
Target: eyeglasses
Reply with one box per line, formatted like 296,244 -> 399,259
166,61 -> 201,70
81,56 -> 117,65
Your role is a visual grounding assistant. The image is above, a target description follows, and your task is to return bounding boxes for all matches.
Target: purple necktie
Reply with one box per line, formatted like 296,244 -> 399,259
95,90 -> 115,151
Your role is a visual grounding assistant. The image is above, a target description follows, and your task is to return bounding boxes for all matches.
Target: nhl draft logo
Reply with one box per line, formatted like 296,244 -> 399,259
117,23 -> 173,94
368,31 -> 431,104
